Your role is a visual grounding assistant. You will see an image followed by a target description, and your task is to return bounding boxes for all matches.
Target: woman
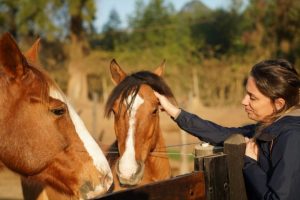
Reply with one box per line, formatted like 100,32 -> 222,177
155,59 -> 300,200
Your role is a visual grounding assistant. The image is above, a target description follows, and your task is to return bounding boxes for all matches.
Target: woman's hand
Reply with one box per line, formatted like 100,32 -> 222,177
245,137 -> 259,161
154,91 -> 181,118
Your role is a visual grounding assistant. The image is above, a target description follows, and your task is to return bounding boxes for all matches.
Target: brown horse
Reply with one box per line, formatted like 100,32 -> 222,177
104,59 -> 175,191
0,33 -> 113,199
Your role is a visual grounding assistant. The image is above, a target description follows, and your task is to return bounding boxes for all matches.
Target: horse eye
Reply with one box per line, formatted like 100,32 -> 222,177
51,108 -> 66,116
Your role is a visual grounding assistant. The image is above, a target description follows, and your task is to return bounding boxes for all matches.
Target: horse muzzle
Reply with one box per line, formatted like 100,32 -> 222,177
116,160 -> 145,186
80,172 -> 113,199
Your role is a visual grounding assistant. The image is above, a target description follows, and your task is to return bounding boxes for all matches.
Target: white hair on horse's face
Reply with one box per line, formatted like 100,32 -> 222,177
118,94 -> 144,179
49,88 -> 113,191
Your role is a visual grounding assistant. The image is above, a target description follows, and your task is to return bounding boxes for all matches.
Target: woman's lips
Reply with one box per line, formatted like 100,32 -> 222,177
245,108 -> 253,113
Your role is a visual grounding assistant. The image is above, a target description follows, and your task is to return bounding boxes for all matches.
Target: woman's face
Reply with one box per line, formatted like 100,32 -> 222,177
242,76 -> 275,122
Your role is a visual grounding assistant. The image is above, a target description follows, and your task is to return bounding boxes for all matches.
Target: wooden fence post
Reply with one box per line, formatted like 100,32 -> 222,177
194,144 -> 229,200
224,134 -> 247,200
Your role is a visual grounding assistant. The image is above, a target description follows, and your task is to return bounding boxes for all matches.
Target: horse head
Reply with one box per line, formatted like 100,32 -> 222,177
0,33 -> 113,199
105,59 -> 174,187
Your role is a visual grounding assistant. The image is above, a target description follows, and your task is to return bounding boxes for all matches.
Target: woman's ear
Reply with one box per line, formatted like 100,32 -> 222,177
274,98 -> 286,111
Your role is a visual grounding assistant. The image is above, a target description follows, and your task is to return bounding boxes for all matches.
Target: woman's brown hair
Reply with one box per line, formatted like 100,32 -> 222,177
251,59 -> 300,118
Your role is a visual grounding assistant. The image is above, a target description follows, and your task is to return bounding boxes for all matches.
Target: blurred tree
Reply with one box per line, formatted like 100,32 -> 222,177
108,0 -> 197,92
0,0 -> 95,42
100,9 -> 123,51
0,0 -> 97,94
242,0 -> 300,63
67,0 -> 96,64
115,0 -> 195,66
126,0 -> 175,49
266,0 -> 300,63
2,0 -> 299,105
179,0 -> 211,58
191,8 -> 247,57
103,9 -> 121,32
0,0 -> 18,37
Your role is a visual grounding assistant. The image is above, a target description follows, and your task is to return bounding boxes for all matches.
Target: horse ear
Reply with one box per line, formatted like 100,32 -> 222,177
110,59 -> 127,85
153,59 -> 165,77
25,38 -> 41,64
0,32 -> 26,78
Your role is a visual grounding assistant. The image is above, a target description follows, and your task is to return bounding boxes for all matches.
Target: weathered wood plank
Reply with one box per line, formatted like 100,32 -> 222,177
194,144 -> 229,200
97,171 -> 206,200
194,143 -> 224,157
203,154 -> 229,200
224,134 -> 247,200
194,144 -> 223,171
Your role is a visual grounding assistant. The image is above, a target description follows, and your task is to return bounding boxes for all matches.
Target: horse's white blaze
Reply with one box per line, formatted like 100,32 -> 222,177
119,94 -> 144,179
50,88 -> 113,190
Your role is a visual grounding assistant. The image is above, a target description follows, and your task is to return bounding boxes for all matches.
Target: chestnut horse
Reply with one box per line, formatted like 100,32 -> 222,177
0,33 -> 113,199
104,59 -> 175,191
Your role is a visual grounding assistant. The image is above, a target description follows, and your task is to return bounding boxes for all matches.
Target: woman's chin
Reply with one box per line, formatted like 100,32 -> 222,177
246,113 -> 258,121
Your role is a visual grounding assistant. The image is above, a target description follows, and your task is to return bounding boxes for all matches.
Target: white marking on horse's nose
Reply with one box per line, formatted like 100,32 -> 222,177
118,94 -> 144,179
86,178 -> 112,199
68,105 -> 113,178
50,88 -> 113,188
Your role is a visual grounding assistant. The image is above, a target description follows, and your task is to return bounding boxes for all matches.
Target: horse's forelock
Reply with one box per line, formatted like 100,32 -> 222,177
105,71 -> 175,118
105,76 -> 141,118
134,71 -> 175,99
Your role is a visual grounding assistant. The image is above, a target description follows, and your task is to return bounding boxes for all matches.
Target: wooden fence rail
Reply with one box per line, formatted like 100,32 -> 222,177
97,134 -> 247,200
97,172 -> 206,200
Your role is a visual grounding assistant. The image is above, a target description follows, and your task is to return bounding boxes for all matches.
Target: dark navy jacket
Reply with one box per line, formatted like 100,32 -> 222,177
174,109 -> 300,200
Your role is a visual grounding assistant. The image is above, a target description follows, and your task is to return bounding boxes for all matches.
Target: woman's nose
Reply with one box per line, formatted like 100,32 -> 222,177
241,95 -> 249,106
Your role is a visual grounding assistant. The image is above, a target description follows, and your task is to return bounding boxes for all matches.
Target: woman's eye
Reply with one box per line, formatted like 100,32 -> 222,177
51,108 -> 66,116
249,95 -> 257,101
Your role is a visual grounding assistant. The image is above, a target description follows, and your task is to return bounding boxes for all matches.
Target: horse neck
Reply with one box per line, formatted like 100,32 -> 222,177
152,127 -> 167,153
145,127 -> 171,180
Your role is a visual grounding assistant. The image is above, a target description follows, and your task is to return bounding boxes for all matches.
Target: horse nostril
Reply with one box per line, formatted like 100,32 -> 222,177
80,173 -> 113,199
102,172 -> 113,188
79,181 -> 93,199
99,171 -> 113,193
116,160 -> 145,186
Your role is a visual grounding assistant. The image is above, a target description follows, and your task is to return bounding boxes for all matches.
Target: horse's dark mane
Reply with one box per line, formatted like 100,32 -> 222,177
105,70 -> 175,118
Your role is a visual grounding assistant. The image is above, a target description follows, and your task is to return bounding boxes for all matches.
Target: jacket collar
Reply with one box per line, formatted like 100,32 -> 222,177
256,108 -> 300,141
273,107 -> 300,121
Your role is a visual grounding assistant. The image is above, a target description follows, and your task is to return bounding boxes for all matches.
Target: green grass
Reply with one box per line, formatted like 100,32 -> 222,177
167,149 -> 194,162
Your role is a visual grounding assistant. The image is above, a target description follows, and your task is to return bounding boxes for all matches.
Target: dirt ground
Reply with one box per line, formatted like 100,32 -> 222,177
0,101 -> 252,200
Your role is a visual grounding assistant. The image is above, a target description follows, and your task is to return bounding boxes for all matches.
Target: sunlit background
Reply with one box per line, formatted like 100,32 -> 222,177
1,0 -> 300,199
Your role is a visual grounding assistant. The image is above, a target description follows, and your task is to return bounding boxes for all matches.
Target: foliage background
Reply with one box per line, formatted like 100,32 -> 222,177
1,0 -> 300,106
2,1 -> 300,197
